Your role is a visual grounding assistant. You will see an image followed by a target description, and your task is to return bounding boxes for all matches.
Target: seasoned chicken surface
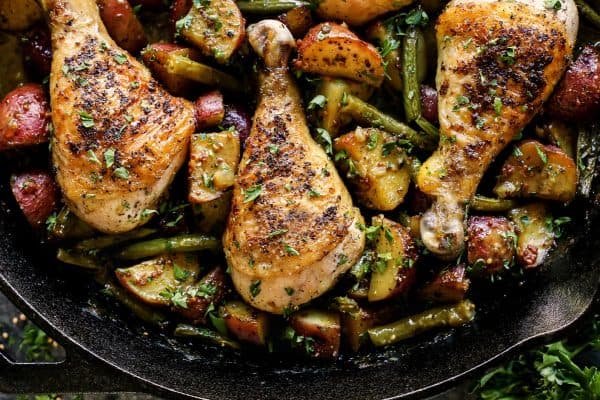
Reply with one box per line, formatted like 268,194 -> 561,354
417,0 -> 578,259
42,0 -> 195,233
223,20 -> 365,314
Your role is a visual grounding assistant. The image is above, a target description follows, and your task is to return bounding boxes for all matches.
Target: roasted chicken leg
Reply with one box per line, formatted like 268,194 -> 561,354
417,0 -> 578,259
42,0 -> 195,233
223,20 -> 365,314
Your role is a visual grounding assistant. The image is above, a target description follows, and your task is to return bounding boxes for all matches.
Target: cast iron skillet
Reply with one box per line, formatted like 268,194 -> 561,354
0,165 -> 598,399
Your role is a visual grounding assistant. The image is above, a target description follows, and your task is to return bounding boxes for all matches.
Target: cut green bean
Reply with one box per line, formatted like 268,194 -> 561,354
116,234 -> 220,260
56,248 -> 104,270
470,195 -> 518,212
341,94 -> 438,151
408,156 -> 422,184
174,324 -> 241,350
237,0 -> 309,14
576,0 -> 600,29
102,281 -> 168,325
402,28 -> 422,123
368,300 -> 475,347
577,124 -> 600,198
415,116 -> 439,138
74,228 -> 158,251
165,54 -> 242,93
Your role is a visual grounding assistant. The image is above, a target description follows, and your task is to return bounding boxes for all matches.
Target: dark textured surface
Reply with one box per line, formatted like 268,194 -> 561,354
0,164 -> 598,400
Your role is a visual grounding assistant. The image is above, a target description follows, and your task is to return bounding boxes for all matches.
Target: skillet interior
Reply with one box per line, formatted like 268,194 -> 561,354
0,164 -> 598,399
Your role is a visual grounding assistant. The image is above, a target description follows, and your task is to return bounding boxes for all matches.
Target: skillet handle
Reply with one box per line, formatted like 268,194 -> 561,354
0,345 -> 138,394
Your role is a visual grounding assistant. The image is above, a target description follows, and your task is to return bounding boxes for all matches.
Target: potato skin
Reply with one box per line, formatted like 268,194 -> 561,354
0,0 -> 43,31
290,309 -> 341,359
97,0 -> 148,54
21,24 -> 52,79
141,43 -> 200,96
10,170 -> 59,228
547,45 -> 600,121
222,104 -> 252,144
315,0 -> 414,26
219,300 -> 269,346
278,6 -> 313,38
169,0 -> 192,37
420,265 -> 470,303
295,23 -> 385,87
174,266 -> 229,324
0,84 -> 50,151
420,84 -> 438,124
195,91 -> 224,131
467,216 -> 516,274
494,140 -> 577,203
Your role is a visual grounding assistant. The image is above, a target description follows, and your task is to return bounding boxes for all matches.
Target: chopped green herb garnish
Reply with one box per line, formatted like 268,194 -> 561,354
243,185 -> 263,203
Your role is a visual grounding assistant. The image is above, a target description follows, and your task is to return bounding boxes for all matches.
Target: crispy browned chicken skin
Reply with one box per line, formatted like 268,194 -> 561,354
223,21 -> 365,314
42,0 -> 195,233
418,0 -> 578,259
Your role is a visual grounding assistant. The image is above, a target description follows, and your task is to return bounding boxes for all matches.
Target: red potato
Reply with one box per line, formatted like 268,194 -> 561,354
219,301 -> 269,346
547,45 -> 600,121
420,265 -> 470,303
173,266 -> 229,324
420,84 -> 438,124
141,43 -> 200,96
10,171 -> 59,228
0,84 -> 50,151
278,6 -> 313,38
97,0 -> 148,54
195,91 -> 224,130
467,216 -> 516,275
290,309 -> 341,359
169,0 -> 192,37
222,104 -> 252,144
21,24 -> 52,79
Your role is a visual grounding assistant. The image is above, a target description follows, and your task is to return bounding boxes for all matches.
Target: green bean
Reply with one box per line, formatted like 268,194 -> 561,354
341,94 -> 438,151
368,300 -> 475,347
576,124 -> 600,198
470,195 -> 518,213
165,54 -> 242,93
236,0 -> 309,14
576,0 -> 600,29
402,28 -> 422,123
102,281 -> 168,325
74,228 -> 157,251
408,156 -> 422,184
415,116 -> 439,138
50,206 -> 95,240
174,324 -> 241,350
56,248 -> 104,270
116,234 -> 220,260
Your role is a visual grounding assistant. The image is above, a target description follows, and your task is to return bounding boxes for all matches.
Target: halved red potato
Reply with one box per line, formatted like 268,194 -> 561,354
0,84 -> 50,151
219,300 -> 269,346
314,0 -> 414,26
420,265 -> 470,303
195,91 -> 224,130
295,23 -> 385,87
289,309 -> 341,359
467,216 -> 516,275
97,0 -> 148,54
10,170 -> 59,228
21,24 -> 52,79
141,43 -> 200,96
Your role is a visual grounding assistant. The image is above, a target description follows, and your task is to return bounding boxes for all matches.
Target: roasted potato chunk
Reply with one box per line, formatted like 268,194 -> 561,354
0,84 -> 50,151
0,0 -> 43,31
115,253 -> 200,306
141,43 -> 200,96
97,0 -> 148,54
314,78 -> 373,137
420,265 -> 470,304
177,0 -> 245,64
420,85 -> 438,124
278,6 -> 313,38
467,216 -> 516,275
508,204 -> 556,269
494,141 -> 577,203
219,300 -> 269,346
334,127 -> 411,211
365,21 -> 402,92
314,0 -> 415,26
289,309 -> 341,359
535,120 -> 576,158
547,45 -> 600,122
195,91 -> 225,131
188,131 -> 240,204
21,24 -> 52,79
192,190 -> 232,234
295,23 -> 385,87
10,170 -> 59,228
173,266 -> 230,324
368,215 -> 418,302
